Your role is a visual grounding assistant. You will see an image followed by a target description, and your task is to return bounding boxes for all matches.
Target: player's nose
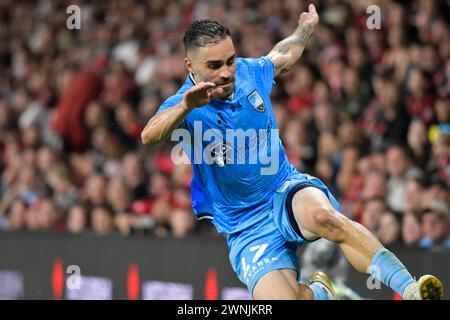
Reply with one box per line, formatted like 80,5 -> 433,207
220,66 -> 232,80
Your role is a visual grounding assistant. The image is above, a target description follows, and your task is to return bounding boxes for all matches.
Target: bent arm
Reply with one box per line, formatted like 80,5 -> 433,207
267,4 -> 318,77
141,81 -> 223,145
141,101 -> 190,145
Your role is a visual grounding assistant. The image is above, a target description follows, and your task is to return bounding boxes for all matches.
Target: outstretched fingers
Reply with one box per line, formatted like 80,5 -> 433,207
189,81 -> 215,94
192,81 -> 223,99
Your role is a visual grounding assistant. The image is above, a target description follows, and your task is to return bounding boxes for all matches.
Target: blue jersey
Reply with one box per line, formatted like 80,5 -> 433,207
156,56 -> 297,234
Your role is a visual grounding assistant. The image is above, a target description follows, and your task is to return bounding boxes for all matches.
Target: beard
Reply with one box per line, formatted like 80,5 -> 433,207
215,81 -> 235,100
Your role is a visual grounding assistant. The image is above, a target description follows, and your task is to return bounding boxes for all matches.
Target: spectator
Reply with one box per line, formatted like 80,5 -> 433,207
46,166 -> 78,212
421,179 -> 450,210
22,199 -> 59,232
67,205 -> 89,234
419,201 -> 450,249
336,145 -> 359,200
106,177 -> 131,214
24,204 -> 41,232
430,129 -> 450,183
308,103 -> 337,147
122,152 -> 148,200
377,211 -> 401,246
361,169 -> 387,201
405,67 -> 435,124
91,206 -> 115,235
385,144 -> 413,213
82,174 -> 108,208
169,208 -> 196,238
115,212 -> 134,236
339,67 -> 371,120
363,80 -> 411,149
5,200 -> 27,231
404,176 -> 426,212
283,118 -> 311,169
360,197 -> 386,233
36,199 -> 62,231
433,97 -> 449,124
315,157 -> 338,198
407,119 -> 431,169
51,57 -> 105,152
402,211 -> 422,247
150,197 -> 172,237
35,147 -> 58,173
285,65 -> 314,115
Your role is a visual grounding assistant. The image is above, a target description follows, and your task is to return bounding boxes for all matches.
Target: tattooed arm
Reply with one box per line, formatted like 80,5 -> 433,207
268,4 -> 319,77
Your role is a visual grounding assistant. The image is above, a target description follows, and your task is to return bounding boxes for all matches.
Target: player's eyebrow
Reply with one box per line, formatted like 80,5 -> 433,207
206,54 -> 236,64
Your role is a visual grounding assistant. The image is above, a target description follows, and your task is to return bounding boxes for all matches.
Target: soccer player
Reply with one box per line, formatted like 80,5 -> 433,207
141,4 -> 444,300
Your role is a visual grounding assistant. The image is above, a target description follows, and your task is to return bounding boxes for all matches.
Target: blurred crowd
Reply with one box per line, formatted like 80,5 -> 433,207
0,0 -> 449,249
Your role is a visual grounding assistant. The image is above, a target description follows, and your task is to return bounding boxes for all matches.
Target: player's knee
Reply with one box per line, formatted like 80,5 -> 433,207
313,206 -> 347,242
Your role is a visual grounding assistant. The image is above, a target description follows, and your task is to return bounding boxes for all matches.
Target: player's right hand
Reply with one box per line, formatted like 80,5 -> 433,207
183,82 -> 224,110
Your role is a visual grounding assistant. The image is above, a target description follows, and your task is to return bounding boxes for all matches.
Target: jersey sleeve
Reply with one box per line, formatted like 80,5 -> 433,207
155,94 -> 186,128
155,94 -> 184,115
244,56 -> 276,94
154,94 -> 188,130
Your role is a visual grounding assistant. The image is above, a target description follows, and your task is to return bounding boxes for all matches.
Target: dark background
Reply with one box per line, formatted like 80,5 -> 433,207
1,231 -> 449,300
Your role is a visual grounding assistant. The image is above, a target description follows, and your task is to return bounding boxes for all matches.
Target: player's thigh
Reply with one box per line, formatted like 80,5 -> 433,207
253,269 -> 299,300
291,186 -> 348,241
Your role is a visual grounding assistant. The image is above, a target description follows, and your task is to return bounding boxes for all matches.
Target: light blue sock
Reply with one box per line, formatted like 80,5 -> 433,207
370,248 -> 415,296
309,282 -> 331,300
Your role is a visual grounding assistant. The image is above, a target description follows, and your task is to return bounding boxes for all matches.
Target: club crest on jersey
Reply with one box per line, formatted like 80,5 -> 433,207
247,90 -> 265,112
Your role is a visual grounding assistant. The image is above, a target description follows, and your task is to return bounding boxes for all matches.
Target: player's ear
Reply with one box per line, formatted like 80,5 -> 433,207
184,57 -> 194,74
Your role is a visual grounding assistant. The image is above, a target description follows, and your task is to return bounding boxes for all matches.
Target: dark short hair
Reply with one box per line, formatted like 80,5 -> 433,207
183,19 -> 231,53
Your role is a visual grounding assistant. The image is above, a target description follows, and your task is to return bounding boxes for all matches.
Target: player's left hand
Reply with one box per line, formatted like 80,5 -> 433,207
298,4 -> 319,29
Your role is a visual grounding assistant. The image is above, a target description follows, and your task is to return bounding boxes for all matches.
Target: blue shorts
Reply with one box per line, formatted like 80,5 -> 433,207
226,172 -> 341,296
